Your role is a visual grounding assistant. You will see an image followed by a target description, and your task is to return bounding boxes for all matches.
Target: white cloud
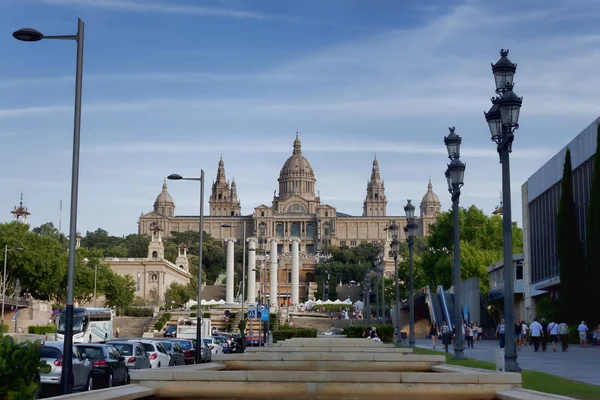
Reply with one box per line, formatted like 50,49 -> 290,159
39,0 -> 274,19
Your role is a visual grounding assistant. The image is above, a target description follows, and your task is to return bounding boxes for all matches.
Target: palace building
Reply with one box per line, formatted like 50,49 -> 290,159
137,135 -> 441,304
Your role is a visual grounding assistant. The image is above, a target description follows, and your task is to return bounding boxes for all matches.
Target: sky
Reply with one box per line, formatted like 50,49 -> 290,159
1,0 -> 599,237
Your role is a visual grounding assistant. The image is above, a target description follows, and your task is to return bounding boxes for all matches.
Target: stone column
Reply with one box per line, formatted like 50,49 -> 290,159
225,238 -> 236,304
247,237 -> 257,304
291,239 -> 300,305
269,238 -> 278,308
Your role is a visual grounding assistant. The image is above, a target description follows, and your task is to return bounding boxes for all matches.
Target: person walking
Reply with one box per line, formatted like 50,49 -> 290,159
496,319 -> 506,348
115,326 -> 120,338
430,322 -> 439,349
441,321 -> 451,353
577,321 -> 589,348
547,320 -> 559,352
540,318 -> 548,352
529,318 -> 543,352
559,321 -> 570,352
466,324 -> 474,349
515,318 -> 523,351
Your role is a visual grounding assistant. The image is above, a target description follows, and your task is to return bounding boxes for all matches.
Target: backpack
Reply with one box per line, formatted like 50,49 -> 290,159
558,323 -> 569,335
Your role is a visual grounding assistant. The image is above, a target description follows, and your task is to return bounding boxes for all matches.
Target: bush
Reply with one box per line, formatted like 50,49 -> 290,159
0,324 -> 8,333
343,324 -> 394,343
132,296 -> 146,307
27,325 -> 57,335
191,304 -> 198,310
154,321 -> 164,331
202,312 -> 211,318
121,307 -> 153,317
0,335 -> 51,399
190,312 -> 197,318
272,328 -> 317,343
163,312 -> 172,321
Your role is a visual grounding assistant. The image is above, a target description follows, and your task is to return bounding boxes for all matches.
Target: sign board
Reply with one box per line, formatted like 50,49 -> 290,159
261,309 -> 269,321
247,309 -> 257,319
224,310 -> 230,316
12,316 -> 16,321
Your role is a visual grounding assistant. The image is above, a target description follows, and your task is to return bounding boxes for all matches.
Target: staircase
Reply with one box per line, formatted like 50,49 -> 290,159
113,317 -> 152,338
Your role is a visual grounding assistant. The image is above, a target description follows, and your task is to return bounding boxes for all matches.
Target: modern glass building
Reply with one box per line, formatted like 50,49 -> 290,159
521,117 -> 599,317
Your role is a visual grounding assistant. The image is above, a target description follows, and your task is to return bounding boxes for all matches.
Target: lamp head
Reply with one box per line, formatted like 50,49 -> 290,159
443,127 -> 462,160
403,199 -> 415,220
13,28 -> 44,42
491,49 -> 517,93
167,174 -> 183,180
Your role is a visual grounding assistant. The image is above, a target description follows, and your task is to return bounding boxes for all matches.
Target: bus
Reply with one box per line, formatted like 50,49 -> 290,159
56,307 -> 113,343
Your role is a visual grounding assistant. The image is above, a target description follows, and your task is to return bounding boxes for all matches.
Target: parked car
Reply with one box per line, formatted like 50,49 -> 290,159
38,341 -> 93,396
168,339 -> 196,364
320,328 -> 344,336
212,335 -> 230,353
214,332 -> 233,346
76,344 -> 129,388
108,341 -> 152,369
159,341 -> 185,366
163,324 -> 177,338
130,339 -> 170,368
203,337 -> 222,355
200,341 -> 212,363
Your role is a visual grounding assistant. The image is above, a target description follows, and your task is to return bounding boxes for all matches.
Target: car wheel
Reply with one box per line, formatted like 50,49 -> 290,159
107,373 -> 113,388
86,374 -> 93,391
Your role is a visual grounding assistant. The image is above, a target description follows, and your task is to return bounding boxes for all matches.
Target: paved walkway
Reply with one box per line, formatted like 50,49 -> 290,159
413,338 -> 600,386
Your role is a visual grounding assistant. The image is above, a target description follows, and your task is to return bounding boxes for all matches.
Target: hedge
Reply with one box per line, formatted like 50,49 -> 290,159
272,327 -> 317,343
0,323 -> 8,333
163,312 -> 172,321
343,325 -> 394,343
190,312 -> 197,318
202,313 -> 211,318
121,307 -> 154,317
28,325 -> 57,335
191,304 -> 198,310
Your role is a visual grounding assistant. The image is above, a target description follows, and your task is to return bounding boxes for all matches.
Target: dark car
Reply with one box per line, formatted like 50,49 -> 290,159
163,324 -> 177,338
108,341 -> 152,370
159,341 -> 185,366
169,339 -> 196,364
76,344 -> 129,388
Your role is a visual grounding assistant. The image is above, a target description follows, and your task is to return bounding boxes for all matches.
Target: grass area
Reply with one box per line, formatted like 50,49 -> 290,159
411,347 -> 600,400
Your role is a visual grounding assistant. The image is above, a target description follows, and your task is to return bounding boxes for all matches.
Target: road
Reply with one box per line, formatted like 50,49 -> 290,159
413,338 -> 600,386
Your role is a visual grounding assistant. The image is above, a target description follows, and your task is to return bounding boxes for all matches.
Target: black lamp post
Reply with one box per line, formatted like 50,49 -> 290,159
379,248 -> 385,322
484,49 -> 522,372
168,171 -> 205,364
404,200 -> 418,348
389,221 -> 401,344
444,126 -> 466,360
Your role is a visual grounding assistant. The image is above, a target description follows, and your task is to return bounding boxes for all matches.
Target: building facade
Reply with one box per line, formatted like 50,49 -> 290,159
521,117 -> 599,318
138,135 -> 441,303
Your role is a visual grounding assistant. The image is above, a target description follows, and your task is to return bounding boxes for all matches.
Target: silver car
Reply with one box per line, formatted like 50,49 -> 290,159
39,341 -> 93,395
109,341 -> 152,369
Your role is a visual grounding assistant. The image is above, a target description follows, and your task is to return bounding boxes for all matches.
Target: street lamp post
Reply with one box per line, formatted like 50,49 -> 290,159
378,247 -> 385,322
168,171 -> 205,364
389,221 -> 401,344
13,19 -> 85,394
404,200 -> 418,349
2,246 -> 23,332
484,49 -> 523,372
222,221 -> 247,351
444,126 -> 467,360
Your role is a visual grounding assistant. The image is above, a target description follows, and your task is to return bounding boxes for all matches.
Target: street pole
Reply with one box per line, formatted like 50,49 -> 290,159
197,170 -> 204,363
451,190 -> 465,359
408,236 -> 415,348
241,220 -> 246,351
93,264 -> 97,308
381,257 -> 385,323
375,274 -> 380,321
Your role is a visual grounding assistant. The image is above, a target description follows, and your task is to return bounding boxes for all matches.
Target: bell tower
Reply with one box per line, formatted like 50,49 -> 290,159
11,193 -> 31,223
147,223 -> 165,260
363,157 -> 387,217
209,156 -> 241,216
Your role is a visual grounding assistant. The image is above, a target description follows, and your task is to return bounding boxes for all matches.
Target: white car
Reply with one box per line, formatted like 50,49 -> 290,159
203,337 -> 223,355
131,339 -> 170,369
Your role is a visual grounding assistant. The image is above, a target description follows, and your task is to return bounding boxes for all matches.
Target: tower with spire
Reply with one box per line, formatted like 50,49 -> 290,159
11,193 -> 31,223
209,156 -> 241,216
362,156 -> 387,217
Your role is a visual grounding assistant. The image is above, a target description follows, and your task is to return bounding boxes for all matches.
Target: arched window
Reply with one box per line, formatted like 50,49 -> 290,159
291,222 -> 300,237
231,211 -> 234,216
305,272 -> 315,282
325,211 -> 328,217
261,211 -> 265,217
276,224 -> 284,237
218,193 -> 222,200
179,265 -> 184,269
375,193 -> 378,200
152,251 -> 158,260
306,224 -> 314,237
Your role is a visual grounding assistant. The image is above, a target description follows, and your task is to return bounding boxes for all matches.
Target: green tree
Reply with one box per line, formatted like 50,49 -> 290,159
165,282 -> 192,308
103,273 -> 136,309
124,234 -> 151,257
586,126 -> 600,323
0,335 -> 51,399
557,149 -> 586,322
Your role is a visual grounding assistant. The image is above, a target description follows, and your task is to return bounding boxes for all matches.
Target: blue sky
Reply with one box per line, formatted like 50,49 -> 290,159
1,0 -> 599,236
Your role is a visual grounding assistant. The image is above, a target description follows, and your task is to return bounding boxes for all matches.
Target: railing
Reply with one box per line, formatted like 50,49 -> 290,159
1,296 -> 31,307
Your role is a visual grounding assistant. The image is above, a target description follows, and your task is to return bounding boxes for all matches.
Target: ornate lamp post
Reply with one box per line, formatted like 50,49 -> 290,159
378,247 -> 386,322
484,49 -> 522,372
389,221 -> 401,344
444,126 -> 466,360
404,200 -> 418,348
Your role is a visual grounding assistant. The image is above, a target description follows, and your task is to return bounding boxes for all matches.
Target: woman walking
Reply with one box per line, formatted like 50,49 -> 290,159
441,321 -> 452,353
430,322 -> 439,349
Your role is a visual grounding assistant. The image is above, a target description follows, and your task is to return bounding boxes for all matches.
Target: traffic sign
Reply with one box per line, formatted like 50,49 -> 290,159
224,309 -> 230,316
12,316 -> 16,321
261,310 -> 269,321
247,309 -> 257,319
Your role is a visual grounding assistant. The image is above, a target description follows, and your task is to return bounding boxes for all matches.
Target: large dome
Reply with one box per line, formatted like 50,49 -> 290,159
278,134 -> 316,201
154,179 -> 175,216
420,179 -> 441,216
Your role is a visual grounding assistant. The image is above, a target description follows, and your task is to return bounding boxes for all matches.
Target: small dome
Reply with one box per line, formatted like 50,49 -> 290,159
154,179 -> 174,207
421,179 -> 440,206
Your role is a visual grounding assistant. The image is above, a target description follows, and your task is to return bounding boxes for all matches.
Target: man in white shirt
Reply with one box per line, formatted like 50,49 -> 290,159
529,318 -> 543,352
577,321 -> 589,348
547,320 -> 559,352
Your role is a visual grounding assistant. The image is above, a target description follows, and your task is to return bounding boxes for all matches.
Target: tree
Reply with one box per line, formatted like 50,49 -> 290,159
165,282 -> 192,308
103,273 -> 136,309
124,234 -> 151,257
556,149 -> 586,322
587,126 -> 600,323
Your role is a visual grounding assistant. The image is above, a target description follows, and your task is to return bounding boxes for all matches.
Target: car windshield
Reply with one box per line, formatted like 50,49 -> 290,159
57,313 -> 85,334
39,346 -> 62,359
213,337 -> 226,344
112,343 -> 132,356
76,346 -> 104,360
161,342 -> 172,350
166,325 -> 176,331
176,341 -> 191,350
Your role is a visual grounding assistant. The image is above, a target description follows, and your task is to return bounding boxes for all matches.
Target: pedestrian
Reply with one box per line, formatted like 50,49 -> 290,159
115,326 -> 120,338
558,321 -> 570,352
515,318 -> 523,350
496,319 -> 506,348
540,318 -> 548,352
577,321 -> 589,348
430,322 -> 439,349
547,320 -> 559,352
467,324 -> 474,349
477,324 -> 483,342
529,318 -> 543,352
441,321 -> 451,353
